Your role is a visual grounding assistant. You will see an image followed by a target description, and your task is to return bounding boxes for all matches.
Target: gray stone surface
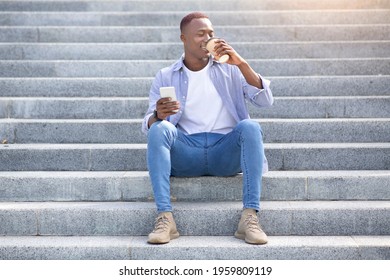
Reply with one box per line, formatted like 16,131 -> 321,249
1,97 -> 146,119
0,76 -> 389,98
2,25 -> 390,43
3,41 -> 390,60
270,76 -> 390,97
129,236 -> 363,260
0,236 -> 132,260
353,236 -> 390,259
266,143 -> 390,170
0,143 -> 92,171
11,97 -> 143,118
254,96 -> 390,118
0,201 -> 389,236
1,143 -> 389,171
1,118 -> 390,144
1,96 -> 389,119
1,171 -> 389,202
1,59 -> 389,77
0,205 -> 37,235
1,0 -> 390,12
0,235 -> 388,260
1,10 -> 389,26
0,0 -> 388,261
307,171 -> 390,200
0,235 -> 385,260
0,77 -> 153,97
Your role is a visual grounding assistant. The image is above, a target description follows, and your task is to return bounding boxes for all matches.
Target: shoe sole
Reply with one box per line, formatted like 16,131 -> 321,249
148,231 -> 180,245
234,231 -> 268,245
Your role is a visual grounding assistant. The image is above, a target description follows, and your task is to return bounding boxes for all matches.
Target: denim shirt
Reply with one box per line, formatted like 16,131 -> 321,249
141,56 -> 274,135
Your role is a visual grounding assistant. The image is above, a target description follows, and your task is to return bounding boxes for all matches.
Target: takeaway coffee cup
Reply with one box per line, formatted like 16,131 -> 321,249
205,37 -> 229,63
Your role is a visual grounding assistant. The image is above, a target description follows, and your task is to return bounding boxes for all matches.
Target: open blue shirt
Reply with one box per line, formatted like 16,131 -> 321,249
142,56 -> 274,135
142,56 -> 274,174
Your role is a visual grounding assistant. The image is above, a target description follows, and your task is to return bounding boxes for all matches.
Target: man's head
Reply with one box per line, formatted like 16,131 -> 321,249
180,12 -> 215,68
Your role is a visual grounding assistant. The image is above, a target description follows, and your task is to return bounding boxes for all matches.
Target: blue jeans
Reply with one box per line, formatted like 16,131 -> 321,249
147,119 -> 264,213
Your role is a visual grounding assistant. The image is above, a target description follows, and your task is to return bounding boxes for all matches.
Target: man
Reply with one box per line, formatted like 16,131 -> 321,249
141,12 -> 273,245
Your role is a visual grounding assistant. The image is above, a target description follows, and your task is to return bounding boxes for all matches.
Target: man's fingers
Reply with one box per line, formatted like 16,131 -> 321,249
156,99 -> 180,119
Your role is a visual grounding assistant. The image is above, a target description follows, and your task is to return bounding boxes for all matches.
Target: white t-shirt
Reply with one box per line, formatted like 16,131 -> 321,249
178,60 -> 237,135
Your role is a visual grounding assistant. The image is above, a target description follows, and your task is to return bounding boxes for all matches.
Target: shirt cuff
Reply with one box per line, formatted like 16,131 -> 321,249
142,112 -> 154,134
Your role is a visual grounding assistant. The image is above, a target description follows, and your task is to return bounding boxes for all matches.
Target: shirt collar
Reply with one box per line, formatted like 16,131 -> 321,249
173,54 -> 218,72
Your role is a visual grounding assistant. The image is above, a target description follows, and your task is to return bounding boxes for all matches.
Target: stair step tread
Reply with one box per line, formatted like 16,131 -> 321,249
1,143 -> 388,171
2,25 -> 389,43
1,170 -> 389,202
0,201 -> 388,236
1,0 -> 389,12
1,58 -> 388,77
1,169 -> 389,177
0,0 -> 388,262
2,142 -> 389,148
1,200 -> 388,209
1,118 -> 390,144
1,10 -> 389,27
2,41 -> 389,60
1,96 -> 389,119
1,76 -> 388,97
0,235 -> 388,260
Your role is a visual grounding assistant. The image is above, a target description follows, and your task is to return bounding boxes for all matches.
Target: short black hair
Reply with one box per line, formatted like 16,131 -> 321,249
180,12 -> 209,33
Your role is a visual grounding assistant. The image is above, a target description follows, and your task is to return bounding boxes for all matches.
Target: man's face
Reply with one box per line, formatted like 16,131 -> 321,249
181,18 -> 215,62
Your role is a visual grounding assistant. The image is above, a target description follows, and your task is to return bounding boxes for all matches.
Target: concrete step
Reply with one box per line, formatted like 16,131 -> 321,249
1,25 -> 389,43
257,96 -> 390,118
1,58 -> 389,77
1,119 -> 389,144
1,0 -> 389,12
0,235 -> 388,260
0,0 -> 387,263
2,41 -> 390,60
1,10 -> 389,26
1,96 -> 388,119
1,76 -> 388,97
0,201 -> 389,236
0,77 -> 153,97
0,143 -> 389,171
0,170 -> 389,202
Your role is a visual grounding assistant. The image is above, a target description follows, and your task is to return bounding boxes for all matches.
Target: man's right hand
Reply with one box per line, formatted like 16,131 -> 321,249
148,97 -> 180,127
156,97 -> 180,119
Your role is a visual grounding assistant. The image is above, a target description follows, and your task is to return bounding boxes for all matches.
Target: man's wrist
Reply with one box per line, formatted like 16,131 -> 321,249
153,110 -> 163,121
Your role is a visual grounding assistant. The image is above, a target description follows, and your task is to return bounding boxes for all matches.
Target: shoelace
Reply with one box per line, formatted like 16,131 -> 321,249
244,214 -> 262,232
152,215 -> 170,233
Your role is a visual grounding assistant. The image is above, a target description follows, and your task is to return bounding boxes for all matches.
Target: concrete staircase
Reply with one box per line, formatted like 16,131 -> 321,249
0,0 -> 389,260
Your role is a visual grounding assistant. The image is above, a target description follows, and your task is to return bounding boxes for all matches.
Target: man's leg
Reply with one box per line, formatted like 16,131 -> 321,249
147,121 -> 177,213
147,121 -> 179,244
208,119 -> 268,244
209,119 -> 263,209
147,122 -> 208,244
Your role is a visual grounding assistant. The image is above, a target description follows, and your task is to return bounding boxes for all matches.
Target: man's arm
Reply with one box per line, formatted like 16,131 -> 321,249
236,60 -> 263,89
212,38 -> 264,89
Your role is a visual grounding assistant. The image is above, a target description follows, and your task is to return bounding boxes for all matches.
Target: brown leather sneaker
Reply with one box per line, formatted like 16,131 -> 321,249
148,212 -> 180,244
234,209 -> 268,245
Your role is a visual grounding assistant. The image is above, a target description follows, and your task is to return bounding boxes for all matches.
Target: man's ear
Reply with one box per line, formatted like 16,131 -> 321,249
180,34 -> 186,43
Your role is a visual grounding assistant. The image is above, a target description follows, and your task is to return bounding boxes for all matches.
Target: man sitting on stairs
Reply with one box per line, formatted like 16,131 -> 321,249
141,12 -> 274,245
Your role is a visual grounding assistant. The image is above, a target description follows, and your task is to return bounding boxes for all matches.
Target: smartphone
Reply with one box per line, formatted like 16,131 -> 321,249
159,86 -> 178,112
159,86 -> 177,101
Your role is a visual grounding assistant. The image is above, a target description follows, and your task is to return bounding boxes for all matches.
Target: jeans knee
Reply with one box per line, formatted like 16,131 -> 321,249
148,121 -> 177,143
236,119 -> 263,138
